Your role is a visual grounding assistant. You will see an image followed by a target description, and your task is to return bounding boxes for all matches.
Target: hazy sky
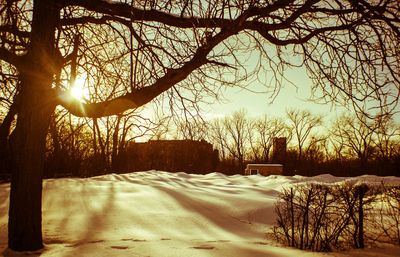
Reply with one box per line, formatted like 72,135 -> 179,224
202,66 -> 346,122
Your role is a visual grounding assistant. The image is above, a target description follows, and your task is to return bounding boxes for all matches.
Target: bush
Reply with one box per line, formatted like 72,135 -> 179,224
370,185 -> 400,245
273,182 -> 399,252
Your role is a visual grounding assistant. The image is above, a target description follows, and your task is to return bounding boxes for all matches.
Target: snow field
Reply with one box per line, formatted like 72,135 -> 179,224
1,171 -> 399,257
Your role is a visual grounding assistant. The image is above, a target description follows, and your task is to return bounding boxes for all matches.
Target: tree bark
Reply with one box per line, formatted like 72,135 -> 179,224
8,0 -> 60,251
8,75 -> 55,250
356,185 -> 367,248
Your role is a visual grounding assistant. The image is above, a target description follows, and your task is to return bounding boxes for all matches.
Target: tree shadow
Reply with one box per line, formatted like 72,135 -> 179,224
158,186 -> 268,238
41,179 -> 117,253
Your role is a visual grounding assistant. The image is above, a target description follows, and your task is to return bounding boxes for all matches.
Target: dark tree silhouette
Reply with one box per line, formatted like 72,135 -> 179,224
331,114 -> 377,171
223,109 -> 250,171
0,0 -> 399,251
286,109 -> 322,161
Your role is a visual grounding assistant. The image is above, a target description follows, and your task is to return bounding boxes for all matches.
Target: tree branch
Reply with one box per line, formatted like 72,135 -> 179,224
64,0 -> 295,29
0,47 -> 21,67
58,23 -> 239,118
64,0 -> 223,27
60,15 -> 122,26
0,25 -> 30,38
256,21 -> 359,45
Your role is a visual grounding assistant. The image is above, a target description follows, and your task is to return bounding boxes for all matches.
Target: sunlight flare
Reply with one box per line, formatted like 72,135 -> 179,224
70,76 -> 89,101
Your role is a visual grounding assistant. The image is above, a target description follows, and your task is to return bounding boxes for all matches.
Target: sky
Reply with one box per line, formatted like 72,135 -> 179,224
205,81 -> 339,119
201,66 -> 346,123
139,62 -> 399,128
69,41 -> 398,125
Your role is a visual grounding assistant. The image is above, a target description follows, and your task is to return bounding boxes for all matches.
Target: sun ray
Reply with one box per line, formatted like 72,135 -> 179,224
70,76 -> 89,101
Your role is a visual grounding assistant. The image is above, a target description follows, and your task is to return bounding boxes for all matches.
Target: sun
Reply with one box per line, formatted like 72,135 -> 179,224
70,76 -> 89,101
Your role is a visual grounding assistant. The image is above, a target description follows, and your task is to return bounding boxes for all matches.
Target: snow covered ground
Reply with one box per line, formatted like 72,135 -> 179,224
1,171 -> 400,257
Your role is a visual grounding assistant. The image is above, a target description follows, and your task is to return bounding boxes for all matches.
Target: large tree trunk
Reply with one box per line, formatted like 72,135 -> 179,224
8,0 -> 60,251
8,76 -> 55,251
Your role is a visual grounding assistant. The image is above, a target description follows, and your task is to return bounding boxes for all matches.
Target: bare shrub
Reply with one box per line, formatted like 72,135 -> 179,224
273,184 -> 339,251
273,182 -> 384,251
372,185 -> 400,245
332,183 -> 380,249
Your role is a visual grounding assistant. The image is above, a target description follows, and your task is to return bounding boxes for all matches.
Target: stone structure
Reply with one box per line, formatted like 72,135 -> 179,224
272,137 -> 287,164
116,139 -> 218,174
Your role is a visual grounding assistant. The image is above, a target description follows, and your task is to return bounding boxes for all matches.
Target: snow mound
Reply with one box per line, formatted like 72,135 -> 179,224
1,171 -> 399,257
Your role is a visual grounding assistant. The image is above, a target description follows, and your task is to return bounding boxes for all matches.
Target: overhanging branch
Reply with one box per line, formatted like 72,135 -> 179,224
64,0 -> 297,30
58,67 -> 205,118
60,15 -> 122,26
0,47 -> 21,67
65,0 -> 229,28
0,25 -> 30,38
58,22 -> 238,118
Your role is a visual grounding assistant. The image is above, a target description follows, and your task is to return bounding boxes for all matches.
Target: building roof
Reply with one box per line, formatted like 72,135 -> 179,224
246,164 -> 283,167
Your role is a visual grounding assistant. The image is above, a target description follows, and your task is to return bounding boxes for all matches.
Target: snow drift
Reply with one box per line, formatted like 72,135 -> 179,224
1,171 -> 399,257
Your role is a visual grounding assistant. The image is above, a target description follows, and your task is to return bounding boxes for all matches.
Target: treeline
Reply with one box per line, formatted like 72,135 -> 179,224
0,107 -> 399,178
174,109 -> 400,176
0,107 -> 164,178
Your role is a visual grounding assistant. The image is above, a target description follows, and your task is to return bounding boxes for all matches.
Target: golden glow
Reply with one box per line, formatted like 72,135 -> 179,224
70,76 -> 89,101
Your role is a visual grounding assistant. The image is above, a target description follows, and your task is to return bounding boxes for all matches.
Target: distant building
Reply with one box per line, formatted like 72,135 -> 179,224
115,139 -> 219,174
244,164 -> 283,176
244,137 -> 286,176
272,137 -> 287,164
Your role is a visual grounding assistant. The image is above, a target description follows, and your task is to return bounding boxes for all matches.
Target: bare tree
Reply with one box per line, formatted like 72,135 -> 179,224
46,108 -> 92,177
208,118 -> 229,161
274,183 -> 380,251
253,115 -> 290,162
110,111 -> 156,170
286,109 -> 322,161
174,116 -> 208,141
1,0 -> 399,251
328,128 -> 347,162
223,109 -> 250,171
330,114 -> 377,170
373,116 -> 400,160
87,110 -> 159,172
304,134 -> 328,163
